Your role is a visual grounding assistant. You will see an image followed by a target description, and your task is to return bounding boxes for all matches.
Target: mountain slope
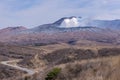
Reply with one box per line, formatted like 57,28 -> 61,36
0,17 -> 120,45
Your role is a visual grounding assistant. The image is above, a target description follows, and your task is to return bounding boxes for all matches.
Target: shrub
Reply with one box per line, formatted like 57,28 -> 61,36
45,68 -> 61,80
24,76 -> 29,80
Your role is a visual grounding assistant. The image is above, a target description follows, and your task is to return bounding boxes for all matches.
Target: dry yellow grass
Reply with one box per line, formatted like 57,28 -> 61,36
26,43 -> 120,80
55,55 -> 120,80
29,40 -> 120,54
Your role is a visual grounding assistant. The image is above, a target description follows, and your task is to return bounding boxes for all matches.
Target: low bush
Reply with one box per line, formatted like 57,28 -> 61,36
45,68 -> 61,80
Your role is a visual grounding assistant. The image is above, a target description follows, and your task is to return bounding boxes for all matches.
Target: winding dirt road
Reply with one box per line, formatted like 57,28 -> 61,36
0,59 -> 37,75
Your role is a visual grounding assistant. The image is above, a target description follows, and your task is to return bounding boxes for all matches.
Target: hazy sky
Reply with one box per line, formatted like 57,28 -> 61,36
0,0 -> 120,28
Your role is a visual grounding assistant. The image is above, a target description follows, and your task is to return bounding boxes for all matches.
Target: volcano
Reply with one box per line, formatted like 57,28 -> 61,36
0,16 -> 120,45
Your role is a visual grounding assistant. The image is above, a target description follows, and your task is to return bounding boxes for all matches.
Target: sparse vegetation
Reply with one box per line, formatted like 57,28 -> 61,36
1,42 -> 120,80
55,55 -> 120,80
44,48 -> 96,65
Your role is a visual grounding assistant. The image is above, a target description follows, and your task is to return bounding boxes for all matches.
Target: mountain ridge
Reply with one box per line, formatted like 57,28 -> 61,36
0,16 -> 120,45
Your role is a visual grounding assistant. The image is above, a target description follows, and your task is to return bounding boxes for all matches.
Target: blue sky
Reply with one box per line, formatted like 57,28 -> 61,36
0,0 -> 120,28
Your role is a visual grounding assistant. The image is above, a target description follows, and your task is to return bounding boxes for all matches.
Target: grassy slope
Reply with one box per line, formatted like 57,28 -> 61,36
56,55 -> 120,80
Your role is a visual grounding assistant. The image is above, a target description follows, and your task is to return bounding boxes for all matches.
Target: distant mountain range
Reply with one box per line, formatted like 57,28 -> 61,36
0,16 -> 120,45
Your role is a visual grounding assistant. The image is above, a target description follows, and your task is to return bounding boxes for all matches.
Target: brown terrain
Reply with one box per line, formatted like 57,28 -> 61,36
0,22 -> 120,80
0,41 -> 120,80
0,26 -> 120,46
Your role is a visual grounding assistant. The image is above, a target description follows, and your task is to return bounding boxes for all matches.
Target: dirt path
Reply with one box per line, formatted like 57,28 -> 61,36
0,59 -> 37,75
